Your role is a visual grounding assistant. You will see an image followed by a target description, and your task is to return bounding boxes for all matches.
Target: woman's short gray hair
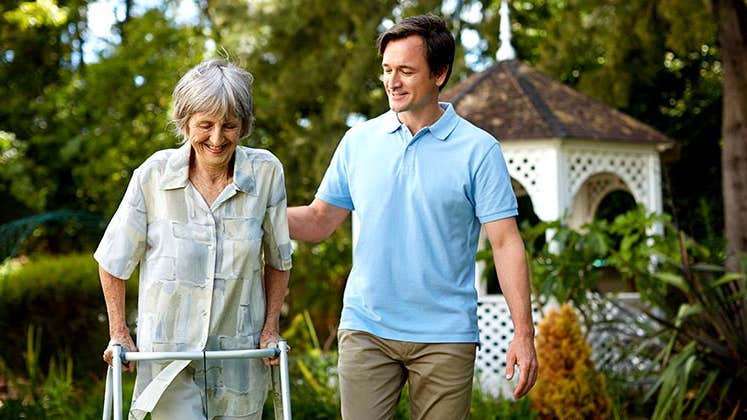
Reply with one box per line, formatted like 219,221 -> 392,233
172,59 -> 255,142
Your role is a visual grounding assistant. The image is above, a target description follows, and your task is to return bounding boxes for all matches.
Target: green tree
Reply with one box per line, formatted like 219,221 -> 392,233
528,0 -> 723,251
0,0 -> 86,221
1,0 -> 206,214
67,10 -> 207,216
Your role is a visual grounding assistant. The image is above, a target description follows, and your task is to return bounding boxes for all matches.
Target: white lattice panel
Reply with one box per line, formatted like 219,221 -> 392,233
505,152 -> 541,192
476,293 -> 653,396
502,145 -> 563,221
568,172 -> 631,228
566,149 -> 650,205
503,148 -> 552,202
586,173 -> 629,207
586,292 -> 657,376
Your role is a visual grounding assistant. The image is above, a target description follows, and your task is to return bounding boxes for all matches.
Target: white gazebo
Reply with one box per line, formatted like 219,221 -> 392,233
440,0 -> 674,396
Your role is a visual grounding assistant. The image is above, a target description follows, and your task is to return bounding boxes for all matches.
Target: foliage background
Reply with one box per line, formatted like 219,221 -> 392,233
1,0 -> 741,417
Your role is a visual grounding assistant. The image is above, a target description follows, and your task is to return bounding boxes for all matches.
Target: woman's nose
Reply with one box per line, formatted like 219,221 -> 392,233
209,126 -> 223,143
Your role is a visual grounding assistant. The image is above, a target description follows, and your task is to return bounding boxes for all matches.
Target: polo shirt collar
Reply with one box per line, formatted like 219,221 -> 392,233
159,142 -> 255,193
383,102 -> 459,141
429,102 -> 459,141
383,110 -> 401,133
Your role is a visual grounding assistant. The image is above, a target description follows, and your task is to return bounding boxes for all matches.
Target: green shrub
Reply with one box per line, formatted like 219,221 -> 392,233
285,350 -> 340,419
0,323 -> 137,419
0,253 -> 138,379
641,266 -> 747,419
471,385 -> 537,420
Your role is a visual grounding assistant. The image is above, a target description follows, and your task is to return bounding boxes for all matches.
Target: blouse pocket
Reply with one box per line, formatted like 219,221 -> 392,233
171,221 -> 213,243
170,221 -> 211,285
223,217 -> 263,241
222,218 -> 263,277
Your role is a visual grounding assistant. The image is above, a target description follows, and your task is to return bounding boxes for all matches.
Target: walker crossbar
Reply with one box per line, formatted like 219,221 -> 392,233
102,340 -> 292,420
123,348 -> 280,361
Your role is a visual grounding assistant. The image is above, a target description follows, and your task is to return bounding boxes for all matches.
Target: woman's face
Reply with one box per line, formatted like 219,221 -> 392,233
186,111 -> 241,170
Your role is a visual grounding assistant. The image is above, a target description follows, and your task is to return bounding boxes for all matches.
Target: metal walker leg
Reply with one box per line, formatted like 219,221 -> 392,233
102,340 -> 292,420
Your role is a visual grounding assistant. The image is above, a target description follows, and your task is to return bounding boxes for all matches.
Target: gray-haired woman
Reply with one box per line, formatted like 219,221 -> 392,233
96,59 -> 292,420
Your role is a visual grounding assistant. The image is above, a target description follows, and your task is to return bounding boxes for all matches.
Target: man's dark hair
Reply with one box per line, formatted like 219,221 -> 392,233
377,14 -> 455,91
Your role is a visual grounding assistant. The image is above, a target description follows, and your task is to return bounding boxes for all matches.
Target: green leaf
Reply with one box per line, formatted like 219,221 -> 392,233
656,272 -> 691,293
674,303 -> 703,327
712,273 -> 746,288
689,370 -> 718,417
3,0 -> 68,29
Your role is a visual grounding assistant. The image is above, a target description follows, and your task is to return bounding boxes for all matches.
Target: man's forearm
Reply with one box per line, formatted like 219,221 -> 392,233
493,238 -> 534,337
288,198 -> 350,242
288,205 -> 323,242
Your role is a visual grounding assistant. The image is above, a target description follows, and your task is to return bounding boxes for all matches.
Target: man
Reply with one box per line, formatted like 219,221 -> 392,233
288,15 -> 538,420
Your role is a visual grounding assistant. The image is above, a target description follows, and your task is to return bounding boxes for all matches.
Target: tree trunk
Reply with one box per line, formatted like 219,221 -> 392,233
716,0 -> 747,272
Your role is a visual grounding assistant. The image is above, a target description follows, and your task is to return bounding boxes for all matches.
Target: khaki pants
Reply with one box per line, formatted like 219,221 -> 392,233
337,329 -> 476,420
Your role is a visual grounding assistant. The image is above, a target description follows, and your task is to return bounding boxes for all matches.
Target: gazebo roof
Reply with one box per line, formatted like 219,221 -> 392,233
441,59 -> 673,147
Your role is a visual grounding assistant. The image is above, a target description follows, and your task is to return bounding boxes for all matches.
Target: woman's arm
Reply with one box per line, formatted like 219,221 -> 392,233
260,264 -> 290,366
100,265 -> 138,372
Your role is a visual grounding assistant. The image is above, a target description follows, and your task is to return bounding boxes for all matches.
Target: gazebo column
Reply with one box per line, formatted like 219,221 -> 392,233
532,145 -> 566,223
646,154 -> 665,235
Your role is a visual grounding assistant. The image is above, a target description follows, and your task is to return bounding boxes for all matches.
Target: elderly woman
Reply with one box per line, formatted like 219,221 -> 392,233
96,59 -> 292,420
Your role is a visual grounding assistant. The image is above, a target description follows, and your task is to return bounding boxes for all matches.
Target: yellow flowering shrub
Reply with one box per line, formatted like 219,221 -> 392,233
529,303 -> 612,419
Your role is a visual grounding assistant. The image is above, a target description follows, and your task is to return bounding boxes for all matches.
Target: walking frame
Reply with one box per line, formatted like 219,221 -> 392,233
102,340 -> 292,420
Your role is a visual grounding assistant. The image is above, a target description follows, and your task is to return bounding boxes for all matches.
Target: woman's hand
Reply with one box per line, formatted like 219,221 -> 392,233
103,330 -> 138,373
259,328 -> 282,366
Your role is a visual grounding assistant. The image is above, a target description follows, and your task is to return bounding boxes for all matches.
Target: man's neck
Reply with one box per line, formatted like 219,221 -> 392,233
399,101 -> 444,135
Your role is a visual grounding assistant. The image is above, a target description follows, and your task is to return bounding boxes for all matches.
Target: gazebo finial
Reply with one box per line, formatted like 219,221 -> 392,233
496,0 -> 516,61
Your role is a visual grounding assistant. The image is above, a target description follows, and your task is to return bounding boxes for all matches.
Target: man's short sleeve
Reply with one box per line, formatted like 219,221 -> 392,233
94,169 -> 148,279
474,143 -> 518,223
262,160 -> 293,271
316,134 -> 354,210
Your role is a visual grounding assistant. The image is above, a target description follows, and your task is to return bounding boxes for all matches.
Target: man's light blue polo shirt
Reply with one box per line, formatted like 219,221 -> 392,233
317,103 -> 517,343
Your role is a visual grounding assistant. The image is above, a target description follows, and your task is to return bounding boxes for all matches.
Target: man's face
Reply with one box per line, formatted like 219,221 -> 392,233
381,35 -> 446,115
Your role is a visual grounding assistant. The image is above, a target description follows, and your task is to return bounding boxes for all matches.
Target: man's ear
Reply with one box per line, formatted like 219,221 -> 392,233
434,66 -> 449,88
